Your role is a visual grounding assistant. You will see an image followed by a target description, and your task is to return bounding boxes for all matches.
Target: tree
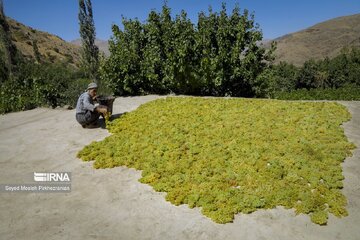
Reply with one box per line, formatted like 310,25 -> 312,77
78,0 -> 99,81
101,18 -> 145,95
296,59 -> 319,89
196,7 -> 218,95
273,62 -> 298,92
171,10 -> 198,94
160,3 -> 174,92
142,10 -> 164,93
102,3 -> 274,97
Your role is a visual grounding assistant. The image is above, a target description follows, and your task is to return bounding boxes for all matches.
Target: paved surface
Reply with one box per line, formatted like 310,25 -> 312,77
0,96 -> 359,240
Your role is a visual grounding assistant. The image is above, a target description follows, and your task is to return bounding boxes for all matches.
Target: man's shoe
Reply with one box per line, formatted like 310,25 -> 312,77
86,122 -> 99,128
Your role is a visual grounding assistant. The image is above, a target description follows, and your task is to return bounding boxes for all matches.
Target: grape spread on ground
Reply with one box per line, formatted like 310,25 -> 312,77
77,97 -> 355,225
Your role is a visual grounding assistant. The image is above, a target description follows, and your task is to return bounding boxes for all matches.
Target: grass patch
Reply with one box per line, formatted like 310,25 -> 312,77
77,97 -> 355,224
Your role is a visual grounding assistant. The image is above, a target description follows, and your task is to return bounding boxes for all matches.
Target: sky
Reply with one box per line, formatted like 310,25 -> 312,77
3,0 -> 360,42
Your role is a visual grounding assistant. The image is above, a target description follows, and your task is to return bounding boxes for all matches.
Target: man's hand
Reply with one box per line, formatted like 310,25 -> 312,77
96,105 -> 108,114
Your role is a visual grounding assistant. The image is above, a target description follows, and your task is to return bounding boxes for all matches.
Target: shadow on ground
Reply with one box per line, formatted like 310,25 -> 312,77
98,112 -> 127,129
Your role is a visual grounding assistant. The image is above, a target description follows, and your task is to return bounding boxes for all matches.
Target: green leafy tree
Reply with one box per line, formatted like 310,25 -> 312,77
328,48 -> 360,88
78,0 -> 99,80
252,68 -> 276,98
102,2 -> 274,97
273,62 -> 298,92
160,4 -> 175,92
141,10 -> 165,93
196,8 -> 218,95
101,18 -> 145,95
347,48 -> 360,86
171,10 -> 198,94
296,59 -> 319,89
235,9 -> 276,97
273,46 -> 360,100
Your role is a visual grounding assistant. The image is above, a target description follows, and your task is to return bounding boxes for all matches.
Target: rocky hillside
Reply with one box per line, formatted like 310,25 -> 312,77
273,14 -> 360,66
7,17 -> 81,66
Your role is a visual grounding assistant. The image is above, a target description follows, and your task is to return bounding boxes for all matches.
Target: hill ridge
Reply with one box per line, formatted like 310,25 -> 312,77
7,17 -> 81,66
273,13 -> 360,65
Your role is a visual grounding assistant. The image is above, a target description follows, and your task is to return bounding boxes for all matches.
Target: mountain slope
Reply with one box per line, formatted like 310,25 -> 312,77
7,17 -> 81,66
7,13 -> 360,68
71,38 -> 110,56
274,14 -> 360,66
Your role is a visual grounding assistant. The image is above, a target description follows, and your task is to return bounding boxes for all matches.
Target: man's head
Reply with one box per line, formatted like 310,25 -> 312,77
87,82 -> 98,98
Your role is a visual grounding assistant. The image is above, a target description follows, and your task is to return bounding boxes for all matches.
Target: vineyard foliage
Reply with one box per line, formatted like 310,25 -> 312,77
78,97 -> 355,225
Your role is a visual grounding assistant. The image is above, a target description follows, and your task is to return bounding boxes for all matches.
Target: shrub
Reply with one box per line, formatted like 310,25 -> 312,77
274,85 -> 360,101
0,60 -> 88,113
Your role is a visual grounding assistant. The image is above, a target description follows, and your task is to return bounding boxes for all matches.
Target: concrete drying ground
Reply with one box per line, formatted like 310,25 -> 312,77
0,96 -> 359,240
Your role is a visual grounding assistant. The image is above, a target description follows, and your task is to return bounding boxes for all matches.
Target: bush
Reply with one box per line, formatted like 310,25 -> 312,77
64,78 -> 90,107
0,79 -> 38,113
274,85 -> 360,101
0,60 -> 89,114
270,47 -> 360,100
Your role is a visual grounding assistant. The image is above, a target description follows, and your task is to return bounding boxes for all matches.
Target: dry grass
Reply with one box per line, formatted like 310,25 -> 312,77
273,14 -> 360,66
7,17 -> 81,66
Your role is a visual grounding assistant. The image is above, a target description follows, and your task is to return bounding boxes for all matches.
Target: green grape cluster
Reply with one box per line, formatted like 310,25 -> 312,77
104,112 -> 111,127
77,97 -> 355,225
